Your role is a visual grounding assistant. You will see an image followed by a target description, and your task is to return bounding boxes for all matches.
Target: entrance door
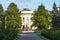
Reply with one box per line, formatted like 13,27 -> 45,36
26,25 -> 28,31
22,25 -> 25,30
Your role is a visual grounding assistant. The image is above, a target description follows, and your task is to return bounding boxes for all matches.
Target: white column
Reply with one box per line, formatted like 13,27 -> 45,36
29,17 -> 31,30
21,17 -> 23,24
24,17 -> 26,27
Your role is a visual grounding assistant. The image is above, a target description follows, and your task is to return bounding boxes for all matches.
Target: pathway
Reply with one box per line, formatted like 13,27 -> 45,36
16,31 -> 48,40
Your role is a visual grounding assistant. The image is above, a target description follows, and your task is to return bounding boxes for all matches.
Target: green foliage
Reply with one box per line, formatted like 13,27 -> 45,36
34,29 -> 41,35
0,3 -> 22,40
0,4 -> 4,29
40,30 -> 60,40
52,2 -> 60,29
0,4 -> 4,15
6,2 -> 21,29
5,2 -> 22,40
53,2 -> 58,15
32,4 -> 51,29
0,29 -> 19,40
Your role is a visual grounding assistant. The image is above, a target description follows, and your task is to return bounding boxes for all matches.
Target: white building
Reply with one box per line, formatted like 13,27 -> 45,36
20,8 -> 36,31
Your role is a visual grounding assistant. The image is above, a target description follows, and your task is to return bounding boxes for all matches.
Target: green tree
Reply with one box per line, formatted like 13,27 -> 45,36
0,3 -> 21,40
6,3 -> 21,29
53,2 -> 58,16
32,4 -> 51,29
0,4 -> 4,15
0,4 -> 4,29
52,2 -> 60,29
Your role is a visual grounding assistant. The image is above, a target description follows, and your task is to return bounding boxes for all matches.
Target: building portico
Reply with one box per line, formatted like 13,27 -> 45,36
20,9 -> 33,31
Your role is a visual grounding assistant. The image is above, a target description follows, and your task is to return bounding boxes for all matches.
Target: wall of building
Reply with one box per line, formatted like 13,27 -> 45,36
20,10 -> 34,31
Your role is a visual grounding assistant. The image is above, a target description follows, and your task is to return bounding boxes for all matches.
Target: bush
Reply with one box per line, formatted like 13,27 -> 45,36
0,28 -> 21,40
41,30 -> 60,40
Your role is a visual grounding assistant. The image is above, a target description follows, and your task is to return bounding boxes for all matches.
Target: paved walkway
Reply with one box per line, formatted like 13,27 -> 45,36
16,31 -> 48,40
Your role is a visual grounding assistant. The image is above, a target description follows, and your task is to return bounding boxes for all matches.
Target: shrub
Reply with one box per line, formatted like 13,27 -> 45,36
0,28 -> 21,40
41,30 -> 60,40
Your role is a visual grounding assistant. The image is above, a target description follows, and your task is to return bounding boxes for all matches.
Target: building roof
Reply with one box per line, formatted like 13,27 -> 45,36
22,8 -> 31,11
21,8 -> 34,14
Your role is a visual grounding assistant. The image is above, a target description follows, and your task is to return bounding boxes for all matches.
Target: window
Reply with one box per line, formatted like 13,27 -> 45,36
23,17 -> 24,22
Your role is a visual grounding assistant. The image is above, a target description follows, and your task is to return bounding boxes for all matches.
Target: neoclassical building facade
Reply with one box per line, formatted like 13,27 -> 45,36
20,9 -> 35,31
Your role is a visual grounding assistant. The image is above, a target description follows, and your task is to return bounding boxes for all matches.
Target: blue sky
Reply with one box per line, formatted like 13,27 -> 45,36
0,0 -> 60,11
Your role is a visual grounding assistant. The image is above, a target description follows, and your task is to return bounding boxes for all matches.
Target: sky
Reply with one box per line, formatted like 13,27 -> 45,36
0,0 -> 60,11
